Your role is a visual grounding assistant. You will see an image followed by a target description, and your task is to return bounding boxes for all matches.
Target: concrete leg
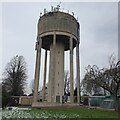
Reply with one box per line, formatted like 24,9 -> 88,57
48,32 -> 56,103
33,37 -> 42,104
76,41 -> 80,104
52,32 -> 56,103
42,50 -> 47,102
70,36 -> 74,103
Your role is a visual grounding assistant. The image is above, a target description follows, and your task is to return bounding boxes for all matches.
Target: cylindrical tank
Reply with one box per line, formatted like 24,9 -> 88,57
37,11 -> 79,50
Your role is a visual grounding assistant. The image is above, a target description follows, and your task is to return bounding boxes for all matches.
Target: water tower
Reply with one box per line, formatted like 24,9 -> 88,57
32,6 -> 80,107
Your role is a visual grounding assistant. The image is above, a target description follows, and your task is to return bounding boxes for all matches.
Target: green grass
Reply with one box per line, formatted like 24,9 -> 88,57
2,107 -> 120,119
27,107 -> 119,118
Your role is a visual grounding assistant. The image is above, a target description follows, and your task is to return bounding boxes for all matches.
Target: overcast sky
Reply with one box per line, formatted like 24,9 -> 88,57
1,2 -> 118,94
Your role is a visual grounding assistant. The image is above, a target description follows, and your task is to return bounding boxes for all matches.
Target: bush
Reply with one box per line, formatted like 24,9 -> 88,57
2,95 -> 9,108
83,97 -> 88,105
0,95 -> 2,108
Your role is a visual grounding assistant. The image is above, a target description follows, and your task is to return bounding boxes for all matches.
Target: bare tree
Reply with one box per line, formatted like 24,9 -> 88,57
2,55 -> 27,96
0,82 -> 2,95
30,79 -> 34,94
82,76 -> 103,96
83,56 -> 120,110
0,82 -> 2,108
64,71 -> 70,95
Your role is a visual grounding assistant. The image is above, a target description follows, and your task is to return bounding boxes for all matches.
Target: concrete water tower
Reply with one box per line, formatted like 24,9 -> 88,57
32,6 -> 80,107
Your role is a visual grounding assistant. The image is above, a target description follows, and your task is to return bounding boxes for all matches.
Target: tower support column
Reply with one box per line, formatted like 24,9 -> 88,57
33,37 -> 42,104
70,36 -> 74,103
42,50 -> 47,102
52,32 -> 56,102
76,41 -> 80,104
48,32 -> 56,103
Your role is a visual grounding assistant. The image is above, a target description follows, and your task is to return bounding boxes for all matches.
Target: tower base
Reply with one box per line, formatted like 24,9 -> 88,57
32,102 -> 79,108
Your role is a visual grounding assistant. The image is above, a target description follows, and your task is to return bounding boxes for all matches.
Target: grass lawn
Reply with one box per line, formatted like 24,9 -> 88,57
28,107 -> 120,118
2,107 -> 120,119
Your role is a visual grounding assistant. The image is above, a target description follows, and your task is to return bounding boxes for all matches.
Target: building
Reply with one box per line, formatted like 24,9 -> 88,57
19,96 -> 33,106
32,6 -> 80,107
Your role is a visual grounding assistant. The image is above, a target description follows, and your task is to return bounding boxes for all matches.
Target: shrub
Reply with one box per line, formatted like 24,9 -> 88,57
83,97 -> 88,105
